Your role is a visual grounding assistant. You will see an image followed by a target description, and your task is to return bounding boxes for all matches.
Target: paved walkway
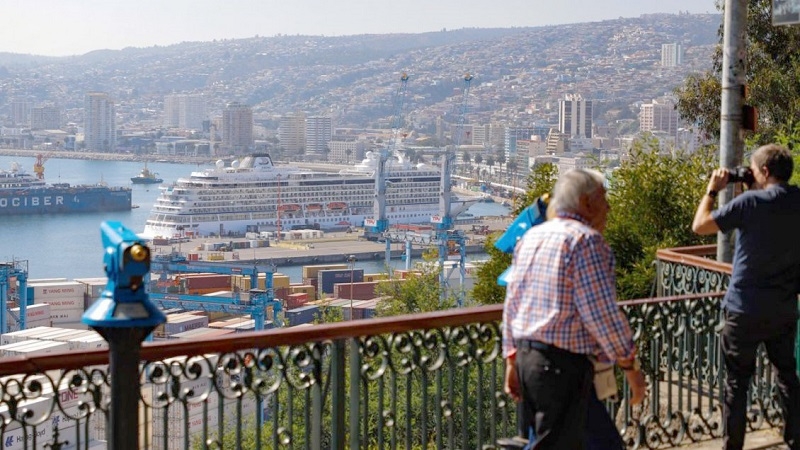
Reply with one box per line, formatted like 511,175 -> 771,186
675,429 -> 785,449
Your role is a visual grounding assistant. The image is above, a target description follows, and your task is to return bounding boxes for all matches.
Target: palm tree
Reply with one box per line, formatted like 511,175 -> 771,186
345,149 -> 352,163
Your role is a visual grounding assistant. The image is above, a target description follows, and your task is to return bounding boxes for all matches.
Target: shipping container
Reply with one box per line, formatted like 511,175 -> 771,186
333,281 -> 380,301
318,269 -> 364,296
169,328 -> 235,340
7,303 -> 51,325
0,327 -> 52,345
285,293 -> 309,310
67,333 -> 108,350
35,295 -> 85,311
161,315 -> 209,337
301,264 -> 348,280
285,305 -> 320,326
49,308 -> 86,323
6,340 -> 70,357
27,281 -> 85,300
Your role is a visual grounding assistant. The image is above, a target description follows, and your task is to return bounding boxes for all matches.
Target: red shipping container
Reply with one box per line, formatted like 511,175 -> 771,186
184,275 -> 232,290
334,282 -> 379,301
285,293 -> 309,310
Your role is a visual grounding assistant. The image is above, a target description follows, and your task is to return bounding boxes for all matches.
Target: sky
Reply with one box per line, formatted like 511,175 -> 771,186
1,0 -> 720,57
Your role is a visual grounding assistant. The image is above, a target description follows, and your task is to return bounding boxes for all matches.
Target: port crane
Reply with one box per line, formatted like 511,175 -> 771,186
0,260 -> 29,334
365,73 -> 410,267
149,254 -> 282,329
33,153 -> 51,180
433,73 -> 473,306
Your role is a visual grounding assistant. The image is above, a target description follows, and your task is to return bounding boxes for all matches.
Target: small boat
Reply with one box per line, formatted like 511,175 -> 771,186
278,203 -> 301,212
327,202 -> 347,211
131,162 -> 163,184
306,203 -> 323,212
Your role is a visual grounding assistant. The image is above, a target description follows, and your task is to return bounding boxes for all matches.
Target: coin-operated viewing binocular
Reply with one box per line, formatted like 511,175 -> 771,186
494,194 -> 549,286
82,221 -> 166,328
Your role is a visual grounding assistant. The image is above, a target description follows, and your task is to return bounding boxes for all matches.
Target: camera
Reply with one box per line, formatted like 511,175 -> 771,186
728,166 -> 754,185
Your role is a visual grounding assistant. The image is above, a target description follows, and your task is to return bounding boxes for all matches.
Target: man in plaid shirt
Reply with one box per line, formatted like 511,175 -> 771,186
502,169 -> 646,449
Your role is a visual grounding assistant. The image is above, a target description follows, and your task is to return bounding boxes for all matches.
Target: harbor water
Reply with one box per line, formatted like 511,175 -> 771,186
0,155 -> 510,281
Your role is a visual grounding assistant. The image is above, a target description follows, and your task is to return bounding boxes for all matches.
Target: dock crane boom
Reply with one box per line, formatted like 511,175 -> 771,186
435,73 -> 473,306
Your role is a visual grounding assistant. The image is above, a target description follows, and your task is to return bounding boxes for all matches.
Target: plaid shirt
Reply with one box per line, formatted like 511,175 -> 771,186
502,212 -> 635,362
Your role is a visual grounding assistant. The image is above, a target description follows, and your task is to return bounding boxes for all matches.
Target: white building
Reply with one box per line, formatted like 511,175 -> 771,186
221,102 -> 253,154
305,116 -> 332,160
164,94 -> 206,130
84,92 -> 116,152
559,94 -> 592,139
278,113 -> 306,156
640,96 -> 681,137
661,43 -> 684,67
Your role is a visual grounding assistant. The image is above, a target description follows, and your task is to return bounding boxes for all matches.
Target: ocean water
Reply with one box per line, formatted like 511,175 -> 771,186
0,155 -> 509,281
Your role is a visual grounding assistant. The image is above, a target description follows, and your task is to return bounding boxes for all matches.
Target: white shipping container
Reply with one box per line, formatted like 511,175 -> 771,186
5,317 -> 53,333
29,281 -> 85,300
7,303 -> 51,324
36,296 -> 85,311
162,316 -> 209,336
0,327 -> 53,345
0,340 -> 39,356
54,321 -> 89,331
49,309 -> 86,323
5,340 -> 70,357
67,334 -> 107,351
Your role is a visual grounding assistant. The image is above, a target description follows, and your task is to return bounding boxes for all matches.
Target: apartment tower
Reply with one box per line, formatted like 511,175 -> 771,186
222,102 -> 254,154
84,92 -> 116,152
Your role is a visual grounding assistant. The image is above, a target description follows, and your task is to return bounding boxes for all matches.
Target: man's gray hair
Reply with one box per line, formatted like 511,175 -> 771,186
548,169 -> 606,215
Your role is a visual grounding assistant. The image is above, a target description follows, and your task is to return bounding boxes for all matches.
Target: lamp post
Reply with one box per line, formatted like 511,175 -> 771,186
347,255 -> 356,320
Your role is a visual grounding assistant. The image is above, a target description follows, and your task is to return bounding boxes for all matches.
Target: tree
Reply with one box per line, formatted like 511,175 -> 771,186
473,154 -> 483,165
604,137 -> 716,299
675,0 -> 800,143
472,162 -> 558,305
375,249 -> 457,315
345,148 -> 352,163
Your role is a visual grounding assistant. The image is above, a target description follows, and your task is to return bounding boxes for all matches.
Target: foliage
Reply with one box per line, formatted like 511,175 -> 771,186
675,0 -> 800,144
604,137 -> 716,299
472,163 -> 558,305
375,248 -> 457,315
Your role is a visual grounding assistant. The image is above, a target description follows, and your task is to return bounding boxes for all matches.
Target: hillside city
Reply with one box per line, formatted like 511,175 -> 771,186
0,12 -> 719,179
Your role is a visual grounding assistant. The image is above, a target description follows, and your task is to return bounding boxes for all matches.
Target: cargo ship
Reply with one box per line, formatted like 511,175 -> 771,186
0,161 -> 132,215
142,152 -> 482,238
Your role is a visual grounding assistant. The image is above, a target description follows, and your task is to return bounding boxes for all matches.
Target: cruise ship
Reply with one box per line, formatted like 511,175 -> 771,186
0,162 -> 132,216
142,152 -> 481,238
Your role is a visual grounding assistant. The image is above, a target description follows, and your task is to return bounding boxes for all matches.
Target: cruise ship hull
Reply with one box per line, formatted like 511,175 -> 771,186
142,153 -> 481,239
0,188 -> 132,215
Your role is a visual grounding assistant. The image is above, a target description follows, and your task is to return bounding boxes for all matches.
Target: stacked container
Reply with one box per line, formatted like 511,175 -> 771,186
28,280 -> 86,329
6,303 -> 51,332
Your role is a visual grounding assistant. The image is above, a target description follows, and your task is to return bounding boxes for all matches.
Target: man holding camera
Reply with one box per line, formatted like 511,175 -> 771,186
692,144 -> 800,450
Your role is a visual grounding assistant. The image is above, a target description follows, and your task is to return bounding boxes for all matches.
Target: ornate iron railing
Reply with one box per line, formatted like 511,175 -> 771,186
0,245 -> 786,449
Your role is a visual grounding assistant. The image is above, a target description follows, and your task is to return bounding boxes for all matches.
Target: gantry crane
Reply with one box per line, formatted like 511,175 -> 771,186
434,73 -> 473,306
149,254 -> 282,329
365,73 -> 410,267
0,260 -> 29,334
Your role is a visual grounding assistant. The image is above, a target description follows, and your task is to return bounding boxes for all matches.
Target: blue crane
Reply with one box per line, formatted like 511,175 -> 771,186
0,260 -> 29,334
149,254 -> 282,329
434,73 -> 473,306
366,73 -> 410,267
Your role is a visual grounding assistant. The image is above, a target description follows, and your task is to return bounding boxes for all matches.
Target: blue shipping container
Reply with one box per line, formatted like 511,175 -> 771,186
318,269 -> 364,295
286,305 -> 320,326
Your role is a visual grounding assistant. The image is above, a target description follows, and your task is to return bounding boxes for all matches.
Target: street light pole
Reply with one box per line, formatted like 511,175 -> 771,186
347,255 -> 356,320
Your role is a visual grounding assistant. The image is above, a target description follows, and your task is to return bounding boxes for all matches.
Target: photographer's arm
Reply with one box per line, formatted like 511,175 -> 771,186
692,168 -> 728,235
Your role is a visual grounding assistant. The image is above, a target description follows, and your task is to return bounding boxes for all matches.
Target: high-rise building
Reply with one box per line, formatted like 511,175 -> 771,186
84,92 -> 116,152
640,96 -> 681,137
278,113 -> 306,156
164,94 -> 206,130
305,116 -> 332,160
222,102 -> 253,154
11,99 -> 32,127
30,105 -> 62,130
558,94 -> 593,139
661,43 -> 684,67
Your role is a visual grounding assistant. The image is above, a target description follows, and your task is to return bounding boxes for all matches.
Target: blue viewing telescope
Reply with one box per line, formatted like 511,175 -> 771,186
82,221 -> 166,328
495,195 -> 549,286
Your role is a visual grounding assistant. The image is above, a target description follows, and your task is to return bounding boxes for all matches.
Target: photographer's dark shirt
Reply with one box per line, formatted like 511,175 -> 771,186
712,184 -> 800,318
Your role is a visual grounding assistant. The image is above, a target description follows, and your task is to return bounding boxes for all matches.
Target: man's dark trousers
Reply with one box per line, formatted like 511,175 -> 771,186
721,310 -> 800,450
516,341 -> 593,449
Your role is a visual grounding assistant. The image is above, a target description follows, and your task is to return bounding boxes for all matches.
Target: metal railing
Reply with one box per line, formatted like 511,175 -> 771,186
0,245 -> 787,449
